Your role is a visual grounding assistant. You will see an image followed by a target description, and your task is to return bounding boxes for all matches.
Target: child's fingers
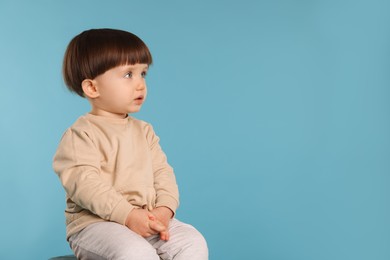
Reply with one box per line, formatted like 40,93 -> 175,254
160,230 -> 170,241
148,220 -> 166,232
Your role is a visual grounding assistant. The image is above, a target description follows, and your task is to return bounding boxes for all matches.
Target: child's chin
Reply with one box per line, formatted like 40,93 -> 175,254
129,107 -> 142,113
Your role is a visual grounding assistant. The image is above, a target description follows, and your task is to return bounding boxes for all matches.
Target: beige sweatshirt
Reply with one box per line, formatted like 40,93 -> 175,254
53,113 -> 179,239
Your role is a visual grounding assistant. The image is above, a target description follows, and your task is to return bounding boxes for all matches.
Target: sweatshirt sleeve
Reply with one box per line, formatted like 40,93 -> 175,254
144,124 -> 179,214
52,127 -> 134,225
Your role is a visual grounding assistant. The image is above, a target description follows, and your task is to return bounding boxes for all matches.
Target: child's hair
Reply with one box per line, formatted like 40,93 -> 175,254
63,28 -> 153,97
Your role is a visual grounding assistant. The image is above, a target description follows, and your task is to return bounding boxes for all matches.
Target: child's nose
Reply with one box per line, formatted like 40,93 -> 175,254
136,79 -> 146,90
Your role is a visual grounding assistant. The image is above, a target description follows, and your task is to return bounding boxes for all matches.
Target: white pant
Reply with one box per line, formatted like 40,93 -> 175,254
69,219 -> 208,260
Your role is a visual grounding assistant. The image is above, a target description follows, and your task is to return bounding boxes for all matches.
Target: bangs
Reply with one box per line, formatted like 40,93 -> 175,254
96,37 -> 153,72
81,29 -> 152,79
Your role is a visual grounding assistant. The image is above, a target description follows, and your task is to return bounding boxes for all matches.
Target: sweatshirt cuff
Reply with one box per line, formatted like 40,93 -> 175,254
110,199 -> 134,225
155,195 -> 179,216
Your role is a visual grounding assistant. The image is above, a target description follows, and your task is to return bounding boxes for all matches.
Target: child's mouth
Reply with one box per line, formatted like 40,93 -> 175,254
134,95 -> 144,104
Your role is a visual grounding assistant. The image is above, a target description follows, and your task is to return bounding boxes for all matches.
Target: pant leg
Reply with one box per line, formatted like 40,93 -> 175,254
147,219 -> 208,260
69,222 -> 160,260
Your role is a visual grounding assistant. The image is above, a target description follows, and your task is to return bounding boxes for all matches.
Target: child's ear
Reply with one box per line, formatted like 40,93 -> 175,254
81,79 -> 100,99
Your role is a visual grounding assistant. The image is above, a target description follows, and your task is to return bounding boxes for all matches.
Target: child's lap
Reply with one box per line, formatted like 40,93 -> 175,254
69,219 -> 207,260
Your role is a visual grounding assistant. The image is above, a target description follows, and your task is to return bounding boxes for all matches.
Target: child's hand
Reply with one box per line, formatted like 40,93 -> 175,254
125,208 -> 166,238
150,207 -> 174,241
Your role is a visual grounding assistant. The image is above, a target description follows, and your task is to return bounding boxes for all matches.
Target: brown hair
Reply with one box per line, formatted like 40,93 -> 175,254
62,28 -> 153,97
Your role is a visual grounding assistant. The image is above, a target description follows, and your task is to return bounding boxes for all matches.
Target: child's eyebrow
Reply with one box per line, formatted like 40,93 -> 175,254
122,64 -> 149,70
119,65 -> 149,73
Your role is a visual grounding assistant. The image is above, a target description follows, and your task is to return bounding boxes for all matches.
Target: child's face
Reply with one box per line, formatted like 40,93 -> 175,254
91,63 -> 149,118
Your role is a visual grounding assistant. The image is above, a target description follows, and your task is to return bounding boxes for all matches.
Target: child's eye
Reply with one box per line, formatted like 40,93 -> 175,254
141,71 -> 147,78
124,72 -> 133,78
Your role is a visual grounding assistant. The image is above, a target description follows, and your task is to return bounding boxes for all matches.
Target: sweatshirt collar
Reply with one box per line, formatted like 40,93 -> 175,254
85,113 -> 131,125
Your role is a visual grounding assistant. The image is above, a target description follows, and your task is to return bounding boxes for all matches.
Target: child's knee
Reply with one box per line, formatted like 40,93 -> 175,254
189,228 -> 209,257
172,224 -> 209,259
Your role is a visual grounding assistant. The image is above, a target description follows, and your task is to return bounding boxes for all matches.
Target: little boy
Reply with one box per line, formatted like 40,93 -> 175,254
53,28 -> 208,259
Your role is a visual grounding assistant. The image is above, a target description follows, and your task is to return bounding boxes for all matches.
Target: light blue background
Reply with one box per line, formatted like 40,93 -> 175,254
0,0 -> 389,259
